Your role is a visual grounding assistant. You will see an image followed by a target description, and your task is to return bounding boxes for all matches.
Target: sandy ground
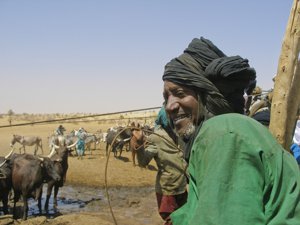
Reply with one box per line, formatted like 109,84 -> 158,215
0,120 -> 164,225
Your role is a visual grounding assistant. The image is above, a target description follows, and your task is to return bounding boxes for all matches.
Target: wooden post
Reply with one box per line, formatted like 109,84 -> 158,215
269,0 -> 300,150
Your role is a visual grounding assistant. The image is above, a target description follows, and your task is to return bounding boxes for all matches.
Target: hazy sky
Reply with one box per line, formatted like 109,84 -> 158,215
0,0 -> 293,114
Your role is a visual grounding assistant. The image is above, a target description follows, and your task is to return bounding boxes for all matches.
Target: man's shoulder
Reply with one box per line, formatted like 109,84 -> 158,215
153,126 -> 168,136
148,126 -> 168,141
204,113 -> 257,127
201,113 -> 268,139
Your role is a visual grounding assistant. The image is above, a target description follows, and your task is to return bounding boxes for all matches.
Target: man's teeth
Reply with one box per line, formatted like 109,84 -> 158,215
174,114 -> 191,122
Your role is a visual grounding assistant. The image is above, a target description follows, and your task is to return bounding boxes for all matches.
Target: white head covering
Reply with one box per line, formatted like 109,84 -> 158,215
293,120 -> 300,145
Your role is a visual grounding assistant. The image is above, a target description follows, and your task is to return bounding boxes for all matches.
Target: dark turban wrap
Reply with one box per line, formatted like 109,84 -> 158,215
163,37 -> 256,115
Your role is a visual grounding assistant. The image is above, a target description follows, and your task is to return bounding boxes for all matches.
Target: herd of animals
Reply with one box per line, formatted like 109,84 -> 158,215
0,122 -> 153,220
0,89 -> 271,220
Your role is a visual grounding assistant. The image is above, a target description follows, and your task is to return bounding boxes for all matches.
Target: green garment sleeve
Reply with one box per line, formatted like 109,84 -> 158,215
171,114 -> 300,225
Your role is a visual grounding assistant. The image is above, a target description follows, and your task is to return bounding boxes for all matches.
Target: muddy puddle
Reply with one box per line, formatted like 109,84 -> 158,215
3,184 -> 156,220
27,185 -> 104,218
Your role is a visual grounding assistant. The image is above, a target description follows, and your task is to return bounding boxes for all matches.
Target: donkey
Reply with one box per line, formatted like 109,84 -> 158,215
10,134 -> 43,155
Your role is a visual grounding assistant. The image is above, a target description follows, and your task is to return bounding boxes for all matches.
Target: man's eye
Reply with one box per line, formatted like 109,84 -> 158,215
175,91 -> 185,98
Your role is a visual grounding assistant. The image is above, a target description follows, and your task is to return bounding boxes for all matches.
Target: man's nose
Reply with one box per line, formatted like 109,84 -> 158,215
165,96 -> 179,113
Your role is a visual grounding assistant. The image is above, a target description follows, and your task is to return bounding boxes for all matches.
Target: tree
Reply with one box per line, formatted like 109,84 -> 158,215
269,0 -> 300,150
7,109 -> 14,126
7,109 -> 14,116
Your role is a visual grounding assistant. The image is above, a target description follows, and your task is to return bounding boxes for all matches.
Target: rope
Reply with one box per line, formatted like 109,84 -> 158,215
0,106 -> 161,128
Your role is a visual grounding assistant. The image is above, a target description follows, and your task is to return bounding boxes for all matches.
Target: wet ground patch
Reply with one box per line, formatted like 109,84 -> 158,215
1,184 -> 156,221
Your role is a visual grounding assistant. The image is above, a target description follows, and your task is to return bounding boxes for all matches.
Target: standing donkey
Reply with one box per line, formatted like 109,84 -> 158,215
10,134 -> 43,155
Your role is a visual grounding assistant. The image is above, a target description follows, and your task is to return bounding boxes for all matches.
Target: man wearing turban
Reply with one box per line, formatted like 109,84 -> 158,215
162,37 -> 300,225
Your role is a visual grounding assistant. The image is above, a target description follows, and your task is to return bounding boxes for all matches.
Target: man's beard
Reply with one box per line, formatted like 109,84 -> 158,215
176,121 -> 196,142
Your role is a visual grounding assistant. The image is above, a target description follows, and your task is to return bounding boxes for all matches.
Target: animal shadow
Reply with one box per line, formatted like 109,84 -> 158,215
46,210 -> 63,219
116,156 -> 129,162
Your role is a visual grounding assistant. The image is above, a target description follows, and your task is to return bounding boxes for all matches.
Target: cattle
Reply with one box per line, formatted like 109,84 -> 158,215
10,134 -> 43,155
95,130 -> 108,143
44,141 -> 70,212
49,133 -> 76,156
105,126 -> 132,157
11,154 -> 61,220
0,150 -> 14,215
248,90 -> 273,117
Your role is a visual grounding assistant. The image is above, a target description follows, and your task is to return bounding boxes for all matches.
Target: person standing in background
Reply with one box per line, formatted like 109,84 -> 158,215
291,115 -> 300,165
75,128 -> 87,159
136,106 -> 188,225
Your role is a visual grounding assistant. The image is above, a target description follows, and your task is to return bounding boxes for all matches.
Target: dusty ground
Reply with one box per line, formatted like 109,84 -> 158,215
0,119 -> 164,225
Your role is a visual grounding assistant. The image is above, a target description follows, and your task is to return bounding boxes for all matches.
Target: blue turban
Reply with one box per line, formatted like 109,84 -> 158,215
155,106 -> 169,129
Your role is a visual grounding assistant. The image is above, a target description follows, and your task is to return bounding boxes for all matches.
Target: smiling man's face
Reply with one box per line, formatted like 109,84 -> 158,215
163,81 -> 204,140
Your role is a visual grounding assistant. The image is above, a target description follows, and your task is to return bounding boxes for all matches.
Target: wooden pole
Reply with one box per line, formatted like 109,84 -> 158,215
269,0 -> 300,150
